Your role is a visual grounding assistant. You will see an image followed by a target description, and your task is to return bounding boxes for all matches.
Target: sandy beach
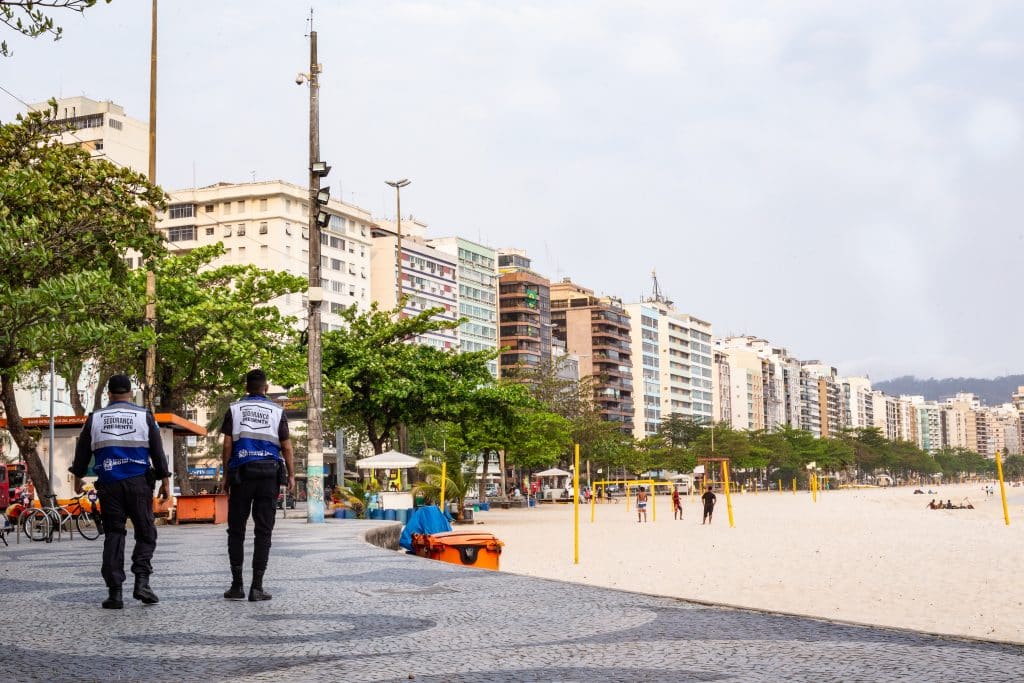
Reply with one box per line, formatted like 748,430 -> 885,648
473,482 -> 1024,644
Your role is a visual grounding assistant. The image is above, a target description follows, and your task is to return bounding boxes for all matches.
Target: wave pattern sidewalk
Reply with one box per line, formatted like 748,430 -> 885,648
1,518 -> 1021,682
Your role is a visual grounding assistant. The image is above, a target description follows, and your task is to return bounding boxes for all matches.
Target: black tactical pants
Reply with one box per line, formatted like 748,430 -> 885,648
227,462 -> 278,571
96,475 -> 158,588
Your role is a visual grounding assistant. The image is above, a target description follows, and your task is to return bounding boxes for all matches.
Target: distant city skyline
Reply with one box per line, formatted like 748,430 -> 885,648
3,1 -> 1022,380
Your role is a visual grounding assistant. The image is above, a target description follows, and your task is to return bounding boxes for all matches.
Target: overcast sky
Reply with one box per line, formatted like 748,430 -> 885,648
3,1 -> 1022,381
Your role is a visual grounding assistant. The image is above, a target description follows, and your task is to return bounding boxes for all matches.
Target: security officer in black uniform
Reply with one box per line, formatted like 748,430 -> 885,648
70,374 -> 171,609
220,369 -> 294,601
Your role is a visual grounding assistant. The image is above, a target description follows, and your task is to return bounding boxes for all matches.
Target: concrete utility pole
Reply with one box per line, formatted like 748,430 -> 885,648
144,0 -> 158,409
304,22 -> 326,523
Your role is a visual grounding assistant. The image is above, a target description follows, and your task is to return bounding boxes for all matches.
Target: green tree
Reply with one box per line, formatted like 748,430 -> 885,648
0,105 -> 165,498
140,244 -> 307,493
1,0 -> 110,56
1002,454 -> 1024,481
322,302 -> 495,454
413,448 -> 476,520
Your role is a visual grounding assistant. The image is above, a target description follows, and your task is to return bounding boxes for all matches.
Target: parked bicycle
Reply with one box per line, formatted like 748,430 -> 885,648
21,495 -> 73,543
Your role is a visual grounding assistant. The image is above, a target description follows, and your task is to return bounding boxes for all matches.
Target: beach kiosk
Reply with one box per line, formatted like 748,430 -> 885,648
355,450 -> 421,511
0,414 -> 207,508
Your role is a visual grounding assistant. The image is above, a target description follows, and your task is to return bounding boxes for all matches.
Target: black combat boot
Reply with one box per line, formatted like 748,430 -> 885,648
248,569 -> 272,602
224,565 -> 245,600
133,574 -> 159,604
102,586 -> 124,609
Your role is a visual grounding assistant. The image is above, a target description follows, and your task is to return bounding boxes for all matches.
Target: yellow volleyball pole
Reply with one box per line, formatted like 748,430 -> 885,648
573,444 -> 580,564
590,480 -> 596,522
626,482 -> 631,512
722,460 -> 735,528
778,479 -> 782,494
811,470 -> 817,503
650,479 -> 656,522
439,460 -> 447,515
995,450 -> 1010,526
792,478 -> 796,495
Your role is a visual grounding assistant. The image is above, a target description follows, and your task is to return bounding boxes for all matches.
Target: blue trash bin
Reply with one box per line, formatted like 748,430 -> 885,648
333,509 -> 346,519
369,509 -> 384,520
528,498 -> 536,508
479,502 -> 490,512
384,509 -> 397,521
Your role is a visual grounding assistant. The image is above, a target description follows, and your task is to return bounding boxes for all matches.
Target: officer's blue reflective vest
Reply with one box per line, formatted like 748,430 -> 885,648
89,402 -> 153,483
228,396 -> 284,469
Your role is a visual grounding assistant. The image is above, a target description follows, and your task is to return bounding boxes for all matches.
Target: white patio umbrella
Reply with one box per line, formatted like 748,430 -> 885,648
355,450 -> 421,469
534,467 -> 570,477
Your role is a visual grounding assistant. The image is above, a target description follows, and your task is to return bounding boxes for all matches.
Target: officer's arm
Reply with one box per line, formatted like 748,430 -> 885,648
69,415 -> 94,494
221,435 -> 233,493
281,438 -> 296,493
146,413 -> 172,500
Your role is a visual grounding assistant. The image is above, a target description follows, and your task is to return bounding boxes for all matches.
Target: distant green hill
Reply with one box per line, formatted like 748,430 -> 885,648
874,375 -> 1024,406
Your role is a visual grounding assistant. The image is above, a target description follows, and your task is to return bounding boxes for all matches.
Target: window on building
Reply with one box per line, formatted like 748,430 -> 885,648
259,198 -> 268,211
223,202 -> 231,215
285,223 -> 292,236
168,203 -> 196,219
205,227 -> 214,236
259,221 -> 269,235
237,200 -> 245,212
223,225 -> 232,237
94,140 -> 104,151
205,204 -> 214,213
107,118 -> 123,130
167,225 -> 196,242
237,223 -> 246,236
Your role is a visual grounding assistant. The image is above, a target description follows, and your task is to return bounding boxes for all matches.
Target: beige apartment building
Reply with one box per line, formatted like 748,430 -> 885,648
550,279 -> 634,432
158,181 -> 374,332
30,96 -> 149,173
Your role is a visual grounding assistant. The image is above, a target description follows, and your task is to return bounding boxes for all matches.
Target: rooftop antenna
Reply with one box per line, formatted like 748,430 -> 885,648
306,6 -> 313,36
648,268 -> 673,306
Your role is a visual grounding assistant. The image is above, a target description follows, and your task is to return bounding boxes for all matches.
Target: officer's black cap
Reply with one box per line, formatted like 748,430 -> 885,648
108,374 -> 132,394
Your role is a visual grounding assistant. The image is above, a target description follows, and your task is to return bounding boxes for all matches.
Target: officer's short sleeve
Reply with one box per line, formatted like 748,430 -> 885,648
279,412 -> 290,442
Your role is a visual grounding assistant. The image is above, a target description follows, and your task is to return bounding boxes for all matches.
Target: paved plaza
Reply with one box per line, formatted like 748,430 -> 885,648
1,517 -> 1021,682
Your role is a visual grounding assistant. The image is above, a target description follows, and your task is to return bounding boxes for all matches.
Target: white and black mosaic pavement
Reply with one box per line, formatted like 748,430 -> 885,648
1,518 -> 1021,682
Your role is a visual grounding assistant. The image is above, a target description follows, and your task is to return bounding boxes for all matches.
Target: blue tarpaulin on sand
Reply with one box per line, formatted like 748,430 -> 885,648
399,506 -> 452,552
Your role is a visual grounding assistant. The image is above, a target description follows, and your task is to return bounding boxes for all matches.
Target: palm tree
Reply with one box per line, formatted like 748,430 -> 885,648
336,479 -> 369,518
413,448 -> 476,521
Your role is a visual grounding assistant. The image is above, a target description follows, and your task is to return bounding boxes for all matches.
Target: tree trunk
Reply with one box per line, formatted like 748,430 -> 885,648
479,450 -> 490,501
60,358 -> 86,417
498,449 -> 508,498
0,372 -> 53,501
160,392 -> 194,496
92,369 -> 111,411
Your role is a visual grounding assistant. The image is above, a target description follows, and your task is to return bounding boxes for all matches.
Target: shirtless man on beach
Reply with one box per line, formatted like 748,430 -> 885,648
636,487 -> 648,523
701,486 -> 716,524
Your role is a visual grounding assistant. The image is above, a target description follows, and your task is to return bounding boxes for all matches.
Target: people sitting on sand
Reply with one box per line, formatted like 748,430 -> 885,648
945,499 -> 954,509
926,499 -> 938,509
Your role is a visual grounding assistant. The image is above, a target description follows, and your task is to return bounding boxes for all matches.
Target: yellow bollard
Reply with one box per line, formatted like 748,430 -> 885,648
996,450 -> 1011,526
811,470 -> 817,503
590,481 -> 595,523
722,461 -> 735,528
573,444 -> 580,564
778,479 -> 782,494
792,478 -> 796,495
650,479 -> 656,522
439,461 -> 447,515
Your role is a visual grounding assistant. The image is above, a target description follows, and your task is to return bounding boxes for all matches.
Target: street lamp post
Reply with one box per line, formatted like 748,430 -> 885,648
385,179 -> 411,306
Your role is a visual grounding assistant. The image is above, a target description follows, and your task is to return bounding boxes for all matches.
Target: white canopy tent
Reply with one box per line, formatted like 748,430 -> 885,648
355,450 -> 421,470
535,467 -> 570,477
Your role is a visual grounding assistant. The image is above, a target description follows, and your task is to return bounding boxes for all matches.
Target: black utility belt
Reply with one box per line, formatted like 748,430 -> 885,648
233,459 -> 286,484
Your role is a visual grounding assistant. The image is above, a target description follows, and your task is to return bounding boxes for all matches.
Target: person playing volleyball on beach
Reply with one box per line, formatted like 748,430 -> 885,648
672,486 -> 683,520
701,486 -> 716,524
636,487 -> 648,523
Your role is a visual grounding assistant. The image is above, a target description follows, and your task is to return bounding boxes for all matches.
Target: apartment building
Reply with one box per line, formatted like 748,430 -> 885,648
30,96 -> 148,173
371,220 -> 459,351
840,377 -> 874,430
550,278 -> 634,432
625,291 -> 715,439
158,181 -> 373,332
496,250 -> 552,376
713,350 -> 732,426
428,237 -> 499,375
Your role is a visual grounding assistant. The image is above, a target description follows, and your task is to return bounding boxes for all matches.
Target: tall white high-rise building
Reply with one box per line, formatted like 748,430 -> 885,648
158,181 -> 374,331
428,237 -> 499,375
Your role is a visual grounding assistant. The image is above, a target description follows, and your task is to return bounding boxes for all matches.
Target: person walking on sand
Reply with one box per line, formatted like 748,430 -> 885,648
636,486 -> 648,523
701,486 -> 717,525
672,486 -> 683,520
